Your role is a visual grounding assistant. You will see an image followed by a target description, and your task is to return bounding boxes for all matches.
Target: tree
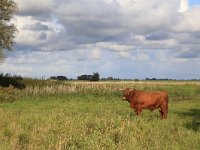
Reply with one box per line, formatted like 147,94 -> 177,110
77,75 -> 93,80
91,72 -> 100,81
0,0 -> 17,60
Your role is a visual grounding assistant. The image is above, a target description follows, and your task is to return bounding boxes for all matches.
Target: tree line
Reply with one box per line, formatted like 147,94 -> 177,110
50,72 -> 100,81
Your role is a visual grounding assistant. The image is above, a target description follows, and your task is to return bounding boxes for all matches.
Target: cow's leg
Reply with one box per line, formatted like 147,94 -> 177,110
161,111 -> 167,119
162,108 -> 168,119
159,109 -> 164,119
135,107 -> 142,116
135,109 -> 139,115
160,105 -> 168,119
163,112 -> 167,119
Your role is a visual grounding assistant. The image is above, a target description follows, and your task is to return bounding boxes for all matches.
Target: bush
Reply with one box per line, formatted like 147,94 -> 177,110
0,84 -> 16,102
0,73 -> 25,89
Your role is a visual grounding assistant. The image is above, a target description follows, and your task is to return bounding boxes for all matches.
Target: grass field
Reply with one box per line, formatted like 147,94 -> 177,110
0,80 -> 200,149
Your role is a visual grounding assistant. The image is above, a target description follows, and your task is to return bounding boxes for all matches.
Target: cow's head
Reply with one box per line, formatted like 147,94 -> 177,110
120,88 -> 136,102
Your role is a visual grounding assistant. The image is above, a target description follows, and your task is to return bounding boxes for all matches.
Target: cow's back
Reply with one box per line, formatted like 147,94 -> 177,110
131,91 -> 168,109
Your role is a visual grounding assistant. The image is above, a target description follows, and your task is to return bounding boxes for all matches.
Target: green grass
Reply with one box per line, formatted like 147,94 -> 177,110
0,93 -> 200,150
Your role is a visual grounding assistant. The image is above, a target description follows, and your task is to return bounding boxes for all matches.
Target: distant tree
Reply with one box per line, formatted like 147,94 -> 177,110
134,79 -> 140,81
56,76 -> 68,80
0,0 -> 18,60
101,76 -> 121,81
50,76 -> 57,80
13,74 -> 23,80
107,76 -> 113,80
49,76 -> 68,80
77,73 -> 100,81
91,72 -> 100,81
0,73 -> 25,89
77,75 -> 93,80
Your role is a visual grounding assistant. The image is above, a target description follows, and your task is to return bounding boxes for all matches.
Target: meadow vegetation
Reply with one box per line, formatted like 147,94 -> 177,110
0,78 -> 200,149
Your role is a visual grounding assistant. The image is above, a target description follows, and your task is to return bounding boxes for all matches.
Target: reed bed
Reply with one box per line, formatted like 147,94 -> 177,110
16,80 -> 200,102
1,79 -> 200,102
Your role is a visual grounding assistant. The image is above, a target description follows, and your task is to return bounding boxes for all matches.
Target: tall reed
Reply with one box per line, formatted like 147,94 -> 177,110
13,80 -> 200,101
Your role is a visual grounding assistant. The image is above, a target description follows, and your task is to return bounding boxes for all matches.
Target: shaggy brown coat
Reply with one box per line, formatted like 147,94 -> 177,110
121,89 -> 168,119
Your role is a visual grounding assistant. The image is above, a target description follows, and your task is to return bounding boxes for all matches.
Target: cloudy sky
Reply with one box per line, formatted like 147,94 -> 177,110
1,0 -> 200,79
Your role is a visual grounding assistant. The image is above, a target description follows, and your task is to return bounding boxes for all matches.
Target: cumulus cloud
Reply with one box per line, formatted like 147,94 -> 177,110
174,6 -> 200,32
17,0 -> 55,17
89,49 -> 102,60
23,22 -> 50,31
14,0 -> 192,54
2,0 -> 200,78
179,0 -> 189,12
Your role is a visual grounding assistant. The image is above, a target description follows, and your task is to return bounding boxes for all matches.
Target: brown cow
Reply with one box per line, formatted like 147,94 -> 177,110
121,88 -> 168,119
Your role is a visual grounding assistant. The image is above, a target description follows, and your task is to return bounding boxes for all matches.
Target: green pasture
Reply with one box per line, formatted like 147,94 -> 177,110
0,80 -> 200,149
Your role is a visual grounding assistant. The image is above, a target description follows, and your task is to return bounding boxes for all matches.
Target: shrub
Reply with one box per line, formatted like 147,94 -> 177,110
0,84 -> 16,102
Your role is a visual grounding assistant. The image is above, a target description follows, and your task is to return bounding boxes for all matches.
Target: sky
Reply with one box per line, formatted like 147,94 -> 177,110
1,0 -> 200,79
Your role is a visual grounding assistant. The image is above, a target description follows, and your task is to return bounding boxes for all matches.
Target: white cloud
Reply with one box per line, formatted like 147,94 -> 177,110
179,0 -> 189,12
16,0 -> 55,16
3,0 -> 200,79
132,53 -> 150,61
174,6 -> 200,32
118,51 -> 130,59
96,42 -> 134,52
89,49 -> 102,60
